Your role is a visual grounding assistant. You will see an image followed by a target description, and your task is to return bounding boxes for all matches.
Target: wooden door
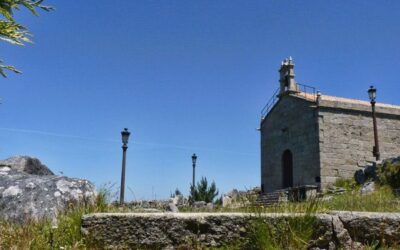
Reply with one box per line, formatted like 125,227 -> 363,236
282,150 -> 293,188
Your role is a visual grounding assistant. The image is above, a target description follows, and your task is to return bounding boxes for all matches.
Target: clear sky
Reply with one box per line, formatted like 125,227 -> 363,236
0,1 -> 399,200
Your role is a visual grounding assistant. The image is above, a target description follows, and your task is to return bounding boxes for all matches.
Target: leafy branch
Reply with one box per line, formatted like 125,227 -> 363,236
0,0 -> 53,77
0,60 -> 21,77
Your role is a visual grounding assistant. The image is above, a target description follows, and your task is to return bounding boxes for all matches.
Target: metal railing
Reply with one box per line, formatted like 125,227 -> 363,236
295,83 -> 317,101
261,87 -> 280,118
260,83 -> 317,118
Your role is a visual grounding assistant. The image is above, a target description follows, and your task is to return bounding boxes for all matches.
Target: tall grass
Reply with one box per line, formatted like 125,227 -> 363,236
326,185 -> 399,212
215,179 -> 399,214
210,200 -> 319,250
0,187 -> 111,249
0,208 -> 87,249
240,215 -> 316,250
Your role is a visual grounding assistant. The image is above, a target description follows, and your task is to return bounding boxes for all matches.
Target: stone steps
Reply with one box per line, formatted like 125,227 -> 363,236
255,189 -> 288,206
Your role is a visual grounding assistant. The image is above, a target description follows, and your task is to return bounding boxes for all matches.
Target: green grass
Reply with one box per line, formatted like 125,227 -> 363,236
0,206 -> 88,249
326,185 -> 400,212
0,187 -> 112,249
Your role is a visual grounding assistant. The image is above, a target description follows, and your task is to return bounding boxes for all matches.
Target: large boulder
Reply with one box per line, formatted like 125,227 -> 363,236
0,155 -> 54,175
0,156 -> 96,222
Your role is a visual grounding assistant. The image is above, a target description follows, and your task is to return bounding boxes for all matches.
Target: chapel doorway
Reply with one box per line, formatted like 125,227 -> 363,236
282,150 -> 293,188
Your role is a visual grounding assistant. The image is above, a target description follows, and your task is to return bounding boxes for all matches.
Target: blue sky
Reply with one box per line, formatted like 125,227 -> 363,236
0,1 -> 399,200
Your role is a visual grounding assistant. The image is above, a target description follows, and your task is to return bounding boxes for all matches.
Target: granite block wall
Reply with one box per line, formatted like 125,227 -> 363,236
260,95 -> 320,193
318,107 -> 400,187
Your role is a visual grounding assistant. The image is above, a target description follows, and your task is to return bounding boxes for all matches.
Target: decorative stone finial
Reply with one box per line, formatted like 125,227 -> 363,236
316,91 -> 322,105
279,57 -> 299,95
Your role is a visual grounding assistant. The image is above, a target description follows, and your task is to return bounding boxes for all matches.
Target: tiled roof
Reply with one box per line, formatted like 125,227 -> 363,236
298,92 -> 400,110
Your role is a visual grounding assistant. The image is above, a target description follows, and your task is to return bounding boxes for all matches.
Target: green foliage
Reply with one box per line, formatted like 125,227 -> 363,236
171,188 -> 182,198
378,161 -> 400,190
175,188 -> 182,196
0,0 -> 52,77
214,194 -> 223,206
0,60 -> 20,77
334,177 -> 357,190
189,176 -> 219,203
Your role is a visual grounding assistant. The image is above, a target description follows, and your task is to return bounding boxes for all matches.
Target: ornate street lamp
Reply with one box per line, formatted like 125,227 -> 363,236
120,128 -> 131,205
192,153 -> 197,189
368,86 -> 380,161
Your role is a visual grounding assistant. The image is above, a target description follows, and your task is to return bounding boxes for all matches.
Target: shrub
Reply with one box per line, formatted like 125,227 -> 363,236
171,188 -> 182,198
189,177 -> 219,204
378,161 -> 400,189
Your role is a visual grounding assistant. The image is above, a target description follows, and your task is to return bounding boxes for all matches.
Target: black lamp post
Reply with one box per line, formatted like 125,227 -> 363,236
368,86 -> 380,161
120,128 -> 131,205
192,154 -> 197,188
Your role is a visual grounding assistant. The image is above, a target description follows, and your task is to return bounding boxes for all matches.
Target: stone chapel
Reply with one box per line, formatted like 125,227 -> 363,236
260,58 -> 400,193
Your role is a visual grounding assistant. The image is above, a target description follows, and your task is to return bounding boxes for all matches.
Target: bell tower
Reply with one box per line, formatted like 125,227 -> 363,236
279,56 -> 299,95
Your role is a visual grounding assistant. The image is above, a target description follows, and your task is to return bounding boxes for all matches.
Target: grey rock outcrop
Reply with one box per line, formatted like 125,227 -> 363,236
222,187 -> 260,208
361,182 -> 375,195
0,156 -> 96,222
170,194 -> 188,207
193,201 -> 206,208
167,203 -> 179,213
0,156 -> 54,176
355,162 -> 378,185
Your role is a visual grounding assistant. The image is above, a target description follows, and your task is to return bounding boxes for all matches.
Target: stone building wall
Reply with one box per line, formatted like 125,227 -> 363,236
318,102 -> 400,188
260,95 -> 320,193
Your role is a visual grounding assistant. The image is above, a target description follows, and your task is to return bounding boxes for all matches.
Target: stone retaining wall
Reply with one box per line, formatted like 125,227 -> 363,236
81,212 -> 400,249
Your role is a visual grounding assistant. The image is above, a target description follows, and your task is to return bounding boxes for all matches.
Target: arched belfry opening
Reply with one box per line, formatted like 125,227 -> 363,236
282,150 -> 293,188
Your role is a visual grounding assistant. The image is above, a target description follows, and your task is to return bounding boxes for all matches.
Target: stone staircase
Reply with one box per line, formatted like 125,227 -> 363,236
255,189 -> 288,206
256,185 -> 320,205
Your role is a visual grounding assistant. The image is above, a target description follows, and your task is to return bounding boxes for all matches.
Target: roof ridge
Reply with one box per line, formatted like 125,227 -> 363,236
295,91 -> 400,110
321,93 -> 400,109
